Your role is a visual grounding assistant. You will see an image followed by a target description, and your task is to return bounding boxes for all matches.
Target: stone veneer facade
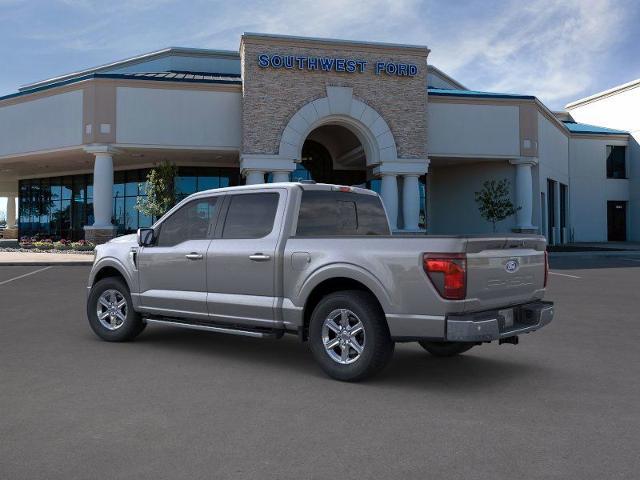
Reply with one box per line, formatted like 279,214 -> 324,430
240,34 -> 429,161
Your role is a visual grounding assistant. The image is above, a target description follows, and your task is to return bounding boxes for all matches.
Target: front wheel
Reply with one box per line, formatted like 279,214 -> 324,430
308,290 -> 394,382
87,277 -> 145,342
418,341 -> 474,357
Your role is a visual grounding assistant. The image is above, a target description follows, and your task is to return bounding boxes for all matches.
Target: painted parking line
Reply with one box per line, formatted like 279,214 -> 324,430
549,271 -> 581,279
0,266 -> 52,286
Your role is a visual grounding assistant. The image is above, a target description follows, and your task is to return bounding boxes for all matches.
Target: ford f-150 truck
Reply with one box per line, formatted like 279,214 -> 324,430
87,182 -> 553,381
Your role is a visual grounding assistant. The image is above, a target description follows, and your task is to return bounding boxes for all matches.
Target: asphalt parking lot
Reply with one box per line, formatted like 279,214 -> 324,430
1,256 -> 639,479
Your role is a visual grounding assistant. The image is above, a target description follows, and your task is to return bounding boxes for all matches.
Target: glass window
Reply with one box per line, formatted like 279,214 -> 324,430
296,190 -> 390,236
198,176 -> 219,191
222,193 -> 279,239
61,177 -> 72,200
175,175 -> 197,199
50,178 -> 61,202
125,197 -> 138,232
113,171 -> 125,199
606,146 -> 626,179
125,171 -> 139,197
157,197 -> 218,247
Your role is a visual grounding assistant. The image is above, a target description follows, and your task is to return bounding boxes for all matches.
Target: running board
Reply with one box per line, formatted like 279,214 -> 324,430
144,318 -> 277,338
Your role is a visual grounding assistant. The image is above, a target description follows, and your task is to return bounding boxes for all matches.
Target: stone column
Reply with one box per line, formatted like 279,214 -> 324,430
510,157 -> 537,232
271,171 -> 290,183
245,170 -> 265,185
380,174 -> 399,230
402,175 -> 421,231
6,195 -> 16,228
84,145 -> 117,244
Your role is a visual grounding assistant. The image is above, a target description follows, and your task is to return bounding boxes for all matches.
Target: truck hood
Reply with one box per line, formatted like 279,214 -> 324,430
109,233 -> 137,244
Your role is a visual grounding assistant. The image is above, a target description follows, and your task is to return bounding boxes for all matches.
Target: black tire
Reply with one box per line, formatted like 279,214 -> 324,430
308,290 -> 394,382
418,341 -> 474,357
87,277 -> 145,342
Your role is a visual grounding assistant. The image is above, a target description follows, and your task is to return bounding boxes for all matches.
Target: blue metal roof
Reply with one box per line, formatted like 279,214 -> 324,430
0,71 -> 242,102
427,87 -> 535,100
562,121 -> 628,135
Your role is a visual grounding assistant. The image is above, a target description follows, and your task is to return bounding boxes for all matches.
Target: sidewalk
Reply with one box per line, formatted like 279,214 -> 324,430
549,242 -> 640,257
0,251 -> 94,266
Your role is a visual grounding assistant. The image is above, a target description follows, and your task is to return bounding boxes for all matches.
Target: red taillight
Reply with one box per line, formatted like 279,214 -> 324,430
423,253 -> 467,300
544,250 -> 549,287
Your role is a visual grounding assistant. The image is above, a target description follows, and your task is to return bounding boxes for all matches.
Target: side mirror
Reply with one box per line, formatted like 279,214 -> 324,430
137,228 -> 155,247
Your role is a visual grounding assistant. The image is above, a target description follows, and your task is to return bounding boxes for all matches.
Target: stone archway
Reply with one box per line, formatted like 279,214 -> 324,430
278,86 -> 398,166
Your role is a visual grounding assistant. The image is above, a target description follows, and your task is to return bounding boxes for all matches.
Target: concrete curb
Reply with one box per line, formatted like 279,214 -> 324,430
549,250 -> 640,258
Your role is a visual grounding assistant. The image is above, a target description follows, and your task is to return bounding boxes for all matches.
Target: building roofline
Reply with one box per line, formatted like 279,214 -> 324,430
428,87 -> 535,100
2,72 -> 241,104
565,78 -> 640,109
562,120 -> 629,135
241,32 -> 430,55
427,65 -> 467,90
428,88 -> 630,140
19,47 -> 240,92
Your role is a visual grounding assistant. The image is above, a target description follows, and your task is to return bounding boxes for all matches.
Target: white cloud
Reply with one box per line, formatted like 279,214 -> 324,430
426,0 -> 628,107
2,0 -> 634,109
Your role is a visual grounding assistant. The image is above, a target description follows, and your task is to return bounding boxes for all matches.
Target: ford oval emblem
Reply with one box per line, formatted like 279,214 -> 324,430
505,259 -> 519,273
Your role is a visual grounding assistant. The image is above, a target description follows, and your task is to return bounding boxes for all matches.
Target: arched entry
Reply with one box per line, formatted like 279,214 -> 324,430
298,124 -> 368,186
240,86 -> 428,230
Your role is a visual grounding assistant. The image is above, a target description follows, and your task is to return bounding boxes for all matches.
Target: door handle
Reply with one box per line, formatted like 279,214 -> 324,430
249,253 -> 271,262
185,253 -> 203,260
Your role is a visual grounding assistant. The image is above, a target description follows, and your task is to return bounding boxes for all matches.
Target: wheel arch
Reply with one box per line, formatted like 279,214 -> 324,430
298,266 -> 392,341
90,258 -> 134,293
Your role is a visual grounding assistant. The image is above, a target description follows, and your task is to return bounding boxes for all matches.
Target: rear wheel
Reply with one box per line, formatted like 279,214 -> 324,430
87,277 -> 145,342
418,341 -> 474,357
309,290 -> 394,382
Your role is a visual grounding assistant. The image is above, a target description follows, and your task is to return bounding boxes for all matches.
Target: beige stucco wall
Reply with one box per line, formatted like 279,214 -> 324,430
0,90 -> 83,157
427,101 -> 520,157
115,86 -> 242,148
240,35 -> 428,160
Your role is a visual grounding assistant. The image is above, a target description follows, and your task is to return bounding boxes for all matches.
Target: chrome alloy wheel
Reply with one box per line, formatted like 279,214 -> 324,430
96,289 -> 128,331
322,309 -> 366,365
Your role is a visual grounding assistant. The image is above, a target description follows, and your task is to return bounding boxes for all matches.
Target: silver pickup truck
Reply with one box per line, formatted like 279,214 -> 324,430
87,182 -> 553,381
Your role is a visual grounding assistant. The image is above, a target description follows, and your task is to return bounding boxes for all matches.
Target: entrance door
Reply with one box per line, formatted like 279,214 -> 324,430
137,196 -> 220,320
547,179 -> 555,241
206,190 -> 285,329
607,201 -> 627,241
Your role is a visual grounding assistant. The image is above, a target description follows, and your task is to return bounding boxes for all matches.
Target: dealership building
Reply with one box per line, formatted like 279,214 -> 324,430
0,33 -> 637,243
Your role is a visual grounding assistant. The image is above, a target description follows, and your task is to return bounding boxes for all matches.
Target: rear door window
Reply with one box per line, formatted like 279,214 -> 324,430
222,193 -> 280,239
296,190 -> 390,236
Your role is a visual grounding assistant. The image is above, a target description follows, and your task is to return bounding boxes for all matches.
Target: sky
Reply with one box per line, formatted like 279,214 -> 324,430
1,0 -> 639,213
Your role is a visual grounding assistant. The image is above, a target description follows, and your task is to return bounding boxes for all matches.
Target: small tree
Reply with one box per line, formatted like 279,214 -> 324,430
474,179 -> 520,232
136,161 -> 178,218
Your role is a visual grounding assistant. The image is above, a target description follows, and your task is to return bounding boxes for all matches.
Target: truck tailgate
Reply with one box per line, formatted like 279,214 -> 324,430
463,236 -> 547,313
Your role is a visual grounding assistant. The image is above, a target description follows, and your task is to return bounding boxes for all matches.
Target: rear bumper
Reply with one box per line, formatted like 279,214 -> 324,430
446,301 -> 554,342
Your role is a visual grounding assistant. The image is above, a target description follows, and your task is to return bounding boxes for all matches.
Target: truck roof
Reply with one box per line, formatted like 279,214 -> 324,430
189,181 -> 379,198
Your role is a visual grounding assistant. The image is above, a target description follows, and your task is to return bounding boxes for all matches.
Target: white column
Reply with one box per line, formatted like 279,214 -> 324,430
92,151 -> 114,227
402,174 -> 421,231
271,171 -> 290,183
6,195 -> 17,228
510,158 -> 537,231
245,170 -> 265,185
380,174 -> 399,231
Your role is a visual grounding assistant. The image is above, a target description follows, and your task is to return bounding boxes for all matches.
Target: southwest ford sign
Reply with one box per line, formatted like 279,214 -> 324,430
257,54 -> 418,77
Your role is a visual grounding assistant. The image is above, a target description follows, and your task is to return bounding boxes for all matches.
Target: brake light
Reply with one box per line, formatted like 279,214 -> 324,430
423,253 -> 467,300
332,185 -> 353,192
544,250 -> 549,287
